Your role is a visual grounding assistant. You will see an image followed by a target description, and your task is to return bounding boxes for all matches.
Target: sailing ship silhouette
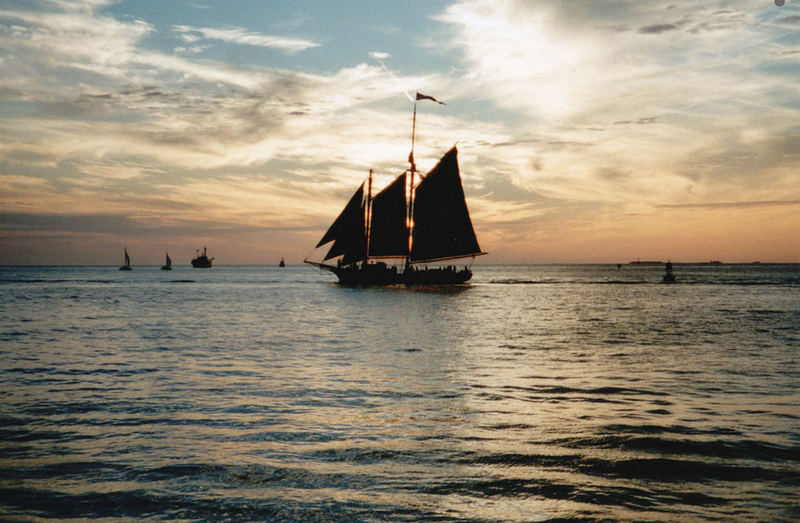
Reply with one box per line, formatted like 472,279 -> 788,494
305,93 -> 486,285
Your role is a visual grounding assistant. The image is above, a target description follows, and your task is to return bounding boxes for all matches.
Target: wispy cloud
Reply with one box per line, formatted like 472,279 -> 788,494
777,15 -> 800,24
638,24 -> 678,34
173,25 -> 319,53
656,200 -> 800,210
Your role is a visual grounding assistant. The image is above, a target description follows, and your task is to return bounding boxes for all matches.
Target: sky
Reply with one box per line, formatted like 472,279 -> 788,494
0,0 -> 798,265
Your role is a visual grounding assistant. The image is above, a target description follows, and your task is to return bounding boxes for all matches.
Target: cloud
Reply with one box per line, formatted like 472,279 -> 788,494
369,51 -> 391,60
173,25 -> 320,53
435,0 -> 771,122
638,24 -> 678,34
0,211 -> 167,235
435,1 -> 799,196
0,4 -> 154,81
0,2 -> 269,90
656,200 -> 800,210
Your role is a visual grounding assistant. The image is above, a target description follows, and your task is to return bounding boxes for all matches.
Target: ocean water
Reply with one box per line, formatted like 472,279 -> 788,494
1,263 -> 798,521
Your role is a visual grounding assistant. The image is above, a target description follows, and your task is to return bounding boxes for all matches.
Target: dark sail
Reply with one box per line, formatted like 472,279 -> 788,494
368,173 -> 408,258
317,183 -> 367,265
411,147 -> 482,262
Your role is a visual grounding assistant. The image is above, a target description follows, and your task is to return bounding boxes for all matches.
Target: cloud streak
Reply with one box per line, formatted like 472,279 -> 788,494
656,200 -> 800,210
173,25 -> 320,53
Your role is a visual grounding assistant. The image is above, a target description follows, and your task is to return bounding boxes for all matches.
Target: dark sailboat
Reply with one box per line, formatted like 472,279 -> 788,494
305,93 -> 485,285
191,247 -> 213,268
119,247 -> 132,271
279,257 -> 286,267
161,251 -> 172,271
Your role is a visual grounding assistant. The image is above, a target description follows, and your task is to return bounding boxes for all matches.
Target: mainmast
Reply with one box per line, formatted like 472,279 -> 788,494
365,169 -> 373,263
405,92 -> 445,270
406,100 -> 418,270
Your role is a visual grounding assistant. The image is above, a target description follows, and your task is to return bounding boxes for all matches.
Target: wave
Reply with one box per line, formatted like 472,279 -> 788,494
488,279 -> 648,285
555,434 -> 800,462
487,279 -> 798,286
0,484 -> 416,521
421,476 -> 729,510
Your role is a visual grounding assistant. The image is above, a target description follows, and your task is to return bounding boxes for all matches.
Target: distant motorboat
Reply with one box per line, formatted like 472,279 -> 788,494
119,247 -> 132,271
161,251 -> 172,271
662,261 -> 676,283
191,247 -> 213,268
279,257 -> 286,267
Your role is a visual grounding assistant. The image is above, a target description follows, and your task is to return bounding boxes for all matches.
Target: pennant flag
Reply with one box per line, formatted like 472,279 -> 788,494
416,92 -> 446,104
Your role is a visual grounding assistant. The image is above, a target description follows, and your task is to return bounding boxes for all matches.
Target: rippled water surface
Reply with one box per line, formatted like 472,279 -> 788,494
1,264 -> 798,521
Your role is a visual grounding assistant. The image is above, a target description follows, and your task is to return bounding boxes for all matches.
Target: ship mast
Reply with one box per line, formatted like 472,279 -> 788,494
365,168 -> 373,264
406,100 -> 418,270
406,93 -> 445,269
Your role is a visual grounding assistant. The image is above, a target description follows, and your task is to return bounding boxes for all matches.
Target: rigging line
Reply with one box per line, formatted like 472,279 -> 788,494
372,57 -> 414,102
302,245 -> 318,264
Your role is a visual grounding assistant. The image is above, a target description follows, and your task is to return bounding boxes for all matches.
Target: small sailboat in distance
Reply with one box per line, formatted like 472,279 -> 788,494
119,247 -> 132,270
161,251 -> 172,271
279,257 -> 286,267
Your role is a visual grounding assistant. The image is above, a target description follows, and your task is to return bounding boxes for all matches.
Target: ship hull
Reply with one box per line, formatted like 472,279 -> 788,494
317,263 -> 472,286
191,258 -> 212,268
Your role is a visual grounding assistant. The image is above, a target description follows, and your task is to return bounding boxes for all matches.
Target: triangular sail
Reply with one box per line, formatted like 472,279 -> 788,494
316,183 -> 367,265
411,147 -> 482,263
368,173 -> 408,258
166,252 -> 172,267
124,248 -> 130,267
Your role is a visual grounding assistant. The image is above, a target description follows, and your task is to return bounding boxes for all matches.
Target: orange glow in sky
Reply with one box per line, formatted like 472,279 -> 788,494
0,1 -> 798,265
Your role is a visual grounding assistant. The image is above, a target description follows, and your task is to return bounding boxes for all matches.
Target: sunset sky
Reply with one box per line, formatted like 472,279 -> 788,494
1,0 -> 798,265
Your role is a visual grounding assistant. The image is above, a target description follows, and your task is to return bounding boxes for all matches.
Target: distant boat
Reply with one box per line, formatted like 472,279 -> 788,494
191,247 -> 213,268
629,259 -> 663,265
662,261 -> 676,283
161,251 -> 172,271
119,247 -> 132,271
304,93 -> 485,285
279,257 -> 286,267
